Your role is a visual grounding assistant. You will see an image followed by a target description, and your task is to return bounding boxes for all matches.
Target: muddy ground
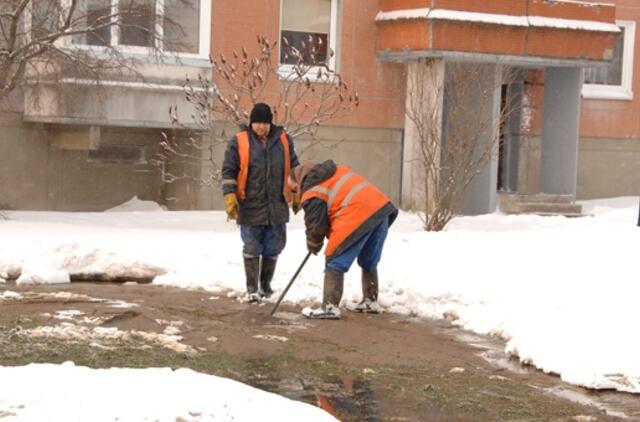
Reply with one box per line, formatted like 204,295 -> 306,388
1,282 -> 639,421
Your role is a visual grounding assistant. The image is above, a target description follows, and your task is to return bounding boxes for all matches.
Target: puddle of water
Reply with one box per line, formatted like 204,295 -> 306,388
544,387 -> 632,420
440,324 -> 640,420
249,374 -> 382,422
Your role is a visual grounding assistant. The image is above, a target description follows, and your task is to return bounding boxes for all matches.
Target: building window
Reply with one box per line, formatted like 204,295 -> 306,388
88,144 -> 147,164
583,21 -> 636,100
31,1 -> 65,41
163,0 -> 200,54
119,0 -> 156,48
279,0 -> 338,75
67,0 -> 207,57
71,0 -> 112,46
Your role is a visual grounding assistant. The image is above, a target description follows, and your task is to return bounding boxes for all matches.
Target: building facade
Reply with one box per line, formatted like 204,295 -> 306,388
519,0 -> 640,200
1,0 -> 637,213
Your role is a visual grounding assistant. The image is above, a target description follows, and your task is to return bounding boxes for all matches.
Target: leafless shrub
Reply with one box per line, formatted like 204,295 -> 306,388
153,34 -> 359,187
405,59 -> 520,231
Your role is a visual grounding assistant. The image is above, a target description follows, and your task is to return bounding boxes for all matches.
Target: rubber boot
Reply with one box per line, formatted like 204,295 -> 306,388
347,268 -> 380,314
362,268 -> 378,303
259,256 -> 277,298
243,256 -> 261,303
302,271 -> 343,319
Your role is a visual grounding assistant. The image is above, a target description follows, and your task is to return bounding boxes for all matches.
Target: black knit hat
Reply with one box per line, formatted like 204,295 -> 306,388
249,103 -> 273,124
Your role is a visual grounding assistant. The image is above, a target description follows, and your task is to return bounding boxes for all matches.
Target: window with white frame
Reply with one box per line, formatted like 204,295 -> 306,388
67,0 -> 209,57
583,20 -> 636,100
279,0 -> 338,72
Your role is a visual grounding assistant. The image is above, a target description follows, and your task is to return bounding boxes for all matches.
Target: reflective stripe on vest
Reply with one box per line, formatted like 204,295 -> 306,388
301,165 -> 389,257
235,130 -> 291,201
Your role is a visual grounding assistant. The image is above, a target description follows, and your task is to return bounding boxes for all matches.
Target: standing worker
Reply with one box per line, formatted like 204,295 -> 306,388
289,160 -> 398,319
222,103 -> 300,303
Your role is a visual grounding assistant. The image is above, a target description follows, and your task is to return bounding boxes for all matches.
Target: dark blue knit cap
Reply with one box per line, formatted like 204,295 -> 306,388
250,103 -> 273,124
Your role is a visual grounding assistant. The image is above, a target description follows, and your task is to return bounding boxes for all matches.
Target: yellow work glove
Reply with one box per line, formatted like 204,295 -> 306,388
224,193 -> 239,220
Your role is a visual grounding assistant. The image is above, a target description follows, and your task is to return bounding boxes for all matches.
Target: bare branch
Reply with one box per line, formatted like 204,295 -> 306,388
154,34 -> 359,187
0,0 -> 188,101
406,59 -> 520,231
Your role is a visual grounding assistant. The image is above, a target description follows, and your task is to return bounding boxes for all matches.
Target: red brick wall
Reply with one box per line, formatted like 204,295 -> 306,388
210,0 -> 406,130
523,0 -> 640,140
580,0 -> 640,140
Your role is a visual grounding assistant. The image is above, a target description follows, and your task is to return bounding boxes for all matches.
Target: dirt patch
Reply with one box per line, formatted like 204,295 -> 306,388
1,282 -> 635,421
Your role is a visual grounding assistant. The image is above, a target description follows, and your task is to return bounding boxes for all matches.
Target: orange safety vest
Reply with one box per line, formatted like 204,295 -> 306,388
301,165 -> 390,257
235,130 -> 291,202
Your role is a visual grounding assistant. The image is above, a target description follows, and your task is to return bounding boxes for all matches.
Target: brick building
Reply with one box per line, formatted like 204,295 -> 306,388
1,0 -> 636,213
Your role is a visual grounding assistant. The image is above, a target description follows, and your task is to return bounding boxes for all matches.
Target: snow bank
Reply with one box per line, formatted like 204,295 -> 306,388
0,362 -> 337,421
16,265 -> 70,285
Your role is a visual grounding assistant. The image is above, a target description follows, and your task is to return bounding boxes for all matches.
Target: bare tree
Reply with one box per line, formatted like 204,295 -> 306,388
153,35 -> 360,187
0,0 -> 186,102
405,59 -> 519,231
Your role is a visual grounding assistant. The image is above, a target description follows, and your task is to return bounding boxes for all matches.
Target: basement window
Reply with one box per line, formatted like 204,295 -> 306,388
88,144 -> 147,164
583,21 -> 636,101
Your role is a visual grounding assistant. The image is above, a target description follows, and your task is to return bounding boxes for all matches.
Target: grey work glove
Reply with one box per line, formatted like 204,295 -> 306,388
306,238 -> 323,255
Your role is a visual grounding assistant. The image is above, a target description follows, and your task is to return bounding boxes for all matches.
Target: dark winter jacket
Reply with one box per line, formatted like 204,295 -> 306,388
301,160 -> 398,258
222,125 -> 299,225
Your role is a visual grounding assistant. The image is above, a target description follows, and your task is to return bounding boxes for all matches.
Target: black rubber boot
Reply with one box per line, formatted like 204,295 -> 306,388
243,256 -> 261,303
362,268 -> 378,303
260,256 -> 277,298
323,271 -> 344,309
346,268 -> 380,314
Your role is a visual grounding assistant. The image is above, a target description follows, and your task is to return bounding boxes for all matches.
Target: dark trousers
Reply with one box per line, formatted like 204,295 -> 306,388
240,224 -> 286,258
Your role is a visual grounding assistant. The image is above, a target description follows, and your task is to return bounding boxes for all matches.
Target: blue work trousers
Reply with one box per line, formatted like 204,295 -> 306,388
325,218 -> 389,273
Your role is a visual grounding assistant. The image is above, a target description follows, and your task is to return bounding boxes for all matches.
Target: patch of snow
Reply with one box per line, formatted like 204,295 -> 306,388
253,334 -> 289,343
375,8 -> 620,33
429,9 -> 529,27
16,266 -> 69,285
527,16 -> 619,33
106,196 -> 166,212
52,310 -> 84,320
20,323 -> 196,355
0,362 -> 338,421
155,320 -> 184,336
105,299 -> 139,309
375,7 -> 431,21
0,291 -> 22,300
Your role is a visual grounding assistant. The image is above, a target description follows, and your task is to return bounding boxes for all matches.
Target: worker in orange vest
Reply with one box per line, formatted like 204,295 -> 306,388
222,103 -> 300,303
289,160 -> 398,319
